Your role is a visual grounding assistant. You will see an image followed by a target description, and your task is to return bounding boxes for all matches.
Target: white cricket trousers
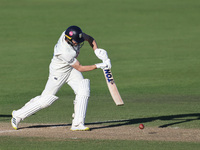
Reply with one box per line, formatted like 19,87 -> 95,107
42,68 -> 84,96
13,68 -> 89,123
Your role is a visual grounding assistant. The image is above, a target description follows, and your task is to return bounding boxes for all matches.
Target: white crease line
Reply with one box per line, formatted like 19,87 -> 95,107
0,130 -> 17,134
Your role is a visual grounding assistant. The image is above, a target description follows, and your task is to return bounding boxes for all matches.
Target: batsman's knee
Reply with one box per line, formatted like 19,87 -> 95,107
39,95 -> 59,109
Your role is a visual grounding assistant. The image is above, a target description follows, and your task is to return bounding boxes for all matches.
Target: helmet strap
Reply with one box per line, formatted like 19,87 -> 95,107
65,37 -> 84,51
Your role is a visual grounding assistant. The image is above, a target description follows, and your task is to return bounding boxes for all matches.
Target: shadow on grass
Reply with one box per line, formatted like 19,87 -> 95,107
0,115 -> 12,121
0,115 -> 12,118
88,113 -> 200,130
1,113 -> 200,130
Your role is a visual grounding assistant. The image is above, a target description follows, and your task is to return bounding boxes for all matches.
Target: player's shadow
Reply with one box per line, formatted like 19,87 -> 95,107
1,113 -> 200,130
0,115 -> 12,117
20,123 -> 71,129
87,113 -> 200,130
0,115 -> 12,121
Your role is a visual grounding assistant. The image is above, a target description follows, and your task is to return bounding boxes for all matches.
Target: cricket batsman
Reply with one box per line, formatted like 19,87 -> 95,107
11,25 -> 111,131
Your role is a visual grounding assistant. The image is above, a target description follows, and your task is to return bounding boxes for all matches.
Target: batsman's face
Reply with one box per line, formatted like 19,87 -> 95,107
72,40 -> 78,46
71,40 -> 84,51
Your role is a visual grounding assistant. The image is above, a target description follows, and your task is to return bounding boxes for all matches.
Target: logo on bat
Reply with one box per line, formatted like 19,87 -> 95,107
104,69 -> 115,84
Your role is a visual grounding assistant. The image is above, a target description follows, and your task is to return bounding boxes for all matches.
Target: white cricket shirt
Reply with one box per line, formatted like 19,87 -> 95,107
49,31 -> 78,76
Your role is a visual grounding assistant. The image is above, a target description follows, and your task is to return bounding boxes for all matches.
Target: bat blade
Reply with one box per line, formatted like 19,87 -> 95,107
103,69 -> 124,106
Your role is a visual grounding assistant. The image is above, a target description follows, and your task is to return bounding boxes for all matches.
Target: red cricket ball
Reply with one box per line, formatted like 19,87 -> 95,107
139,124 -> 144,129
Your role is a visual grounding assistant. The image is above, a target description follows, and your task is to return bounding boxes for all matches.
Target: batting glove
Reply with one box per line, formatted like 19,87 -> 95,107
95,62 -> 108,69
103,58 -> 111,69
94,48 -> 109,61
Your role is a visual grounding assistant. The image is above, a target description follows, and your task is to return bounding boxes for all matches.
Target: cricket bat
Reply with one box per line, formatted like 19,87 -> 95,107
103,69 -> 124,106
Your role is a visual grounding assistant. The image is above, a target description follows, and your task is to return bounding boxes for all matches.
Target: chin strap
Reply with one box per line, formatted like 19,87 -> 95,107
67,40 -> 84,54
67,40 -> 74,47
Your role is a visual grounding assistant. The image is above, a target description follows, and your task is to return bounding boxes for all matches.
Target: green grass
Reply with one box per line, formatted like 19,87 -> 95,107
1,136 -> 200,150
1,0 -> 200,149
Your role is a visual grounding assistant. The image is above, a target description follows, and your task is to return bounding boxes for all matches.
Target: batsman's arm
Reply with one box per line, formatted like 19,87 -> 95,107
72,60 -> 97,72
71,60 -> 107,72
83,33 -> 111,69
83,33 -> 98,50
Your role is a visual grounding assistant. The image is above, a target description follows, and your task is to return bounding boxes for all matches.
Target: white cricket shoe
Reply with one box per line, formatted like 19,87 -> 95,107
11,110 -> 21,130
70,123 -> 90,131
